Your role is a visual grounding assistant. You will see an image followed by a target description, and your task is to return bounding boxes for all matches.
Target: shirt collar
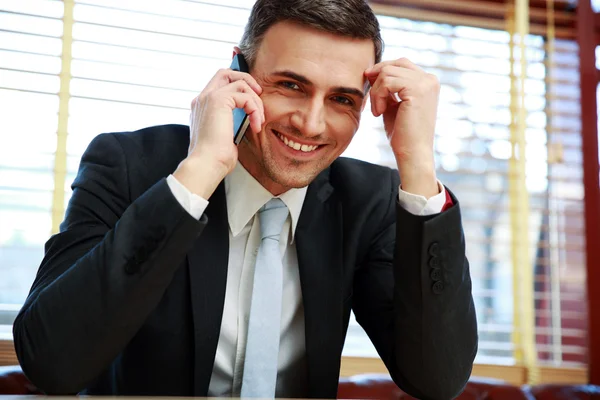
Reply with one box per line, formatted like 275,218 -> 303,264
224,162 -> 307,242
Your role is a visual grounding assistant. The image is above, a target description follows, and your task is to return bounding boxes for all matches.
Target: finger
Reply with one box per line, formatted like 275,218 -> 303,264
369,88 -> 386,117
204,68 -> 263,95
365,58 -> 424,76
221,80 -> 265,123
367,65 -> 420,115
365,58 -> 424,75
370,75 -> 412,116
229,92 -> 263,133
227,70 -> 263,95
370,96 -> 376,117
371,93 -> 397,117
369,64 -> 422,84
202,69 -> 233,93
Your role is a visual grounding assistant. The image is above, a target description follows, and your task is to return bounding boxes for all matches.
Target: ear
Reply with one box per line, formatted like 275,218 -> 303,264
232,46 -> 241,59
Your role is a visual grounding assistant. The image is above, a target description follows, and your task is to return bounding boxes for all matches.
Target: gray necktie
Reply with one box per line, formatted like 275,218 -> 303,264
241,198 -> 289,398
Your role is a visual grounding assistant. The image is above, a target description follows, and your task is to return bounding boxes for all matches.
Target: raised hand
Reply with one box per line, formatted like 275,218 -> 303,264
366,58 -> 440,198
174,68 -> 264,198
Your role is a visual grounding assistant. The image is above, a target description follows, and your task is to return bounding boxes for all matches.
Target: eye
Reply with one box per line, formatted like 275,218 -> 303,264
279,81 -> 300,91
331,96 -> 354,106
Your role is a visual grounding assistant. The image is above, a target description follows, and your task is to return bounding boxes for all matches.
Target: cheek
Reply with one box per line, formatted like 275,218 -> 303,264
326,111 -> 360,147
261,92 -> 295,121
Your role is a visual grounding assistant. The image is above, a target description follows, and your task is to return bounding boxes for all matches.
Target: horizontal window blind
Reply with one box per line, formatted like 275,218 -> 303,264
344,14 -> 587,366
0,0 -> 587,369
0,0 -> 64,340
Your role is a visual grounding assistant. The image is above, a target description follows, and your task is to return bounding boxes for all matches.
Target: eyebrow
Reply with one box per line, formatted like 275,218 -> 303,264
271,70 -> 367,99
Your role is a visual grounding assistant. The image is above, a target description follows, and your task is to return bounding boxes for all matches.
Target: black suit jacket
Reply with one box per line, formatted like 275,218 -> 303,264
13,124 -> 477,400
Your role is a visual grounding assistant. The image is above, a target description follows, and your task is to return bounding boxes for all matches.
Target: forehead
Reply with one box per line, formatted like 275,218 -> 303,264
255,21 -> 375,89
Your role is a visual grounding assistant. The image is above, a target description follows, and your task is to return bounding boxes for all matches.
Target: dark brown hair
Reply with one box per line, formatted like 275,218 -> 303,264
239,0 -> 383,68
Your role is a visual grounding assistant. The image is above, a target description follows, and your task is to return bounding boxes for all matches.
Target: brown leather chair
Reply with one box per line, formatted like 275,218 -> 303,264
337,374 -> 600,400
3,365 -> 600,398
0,365 -> 41,395
337,373 -> 405,399
337,374 -> 530,400
460,377 -> 532,400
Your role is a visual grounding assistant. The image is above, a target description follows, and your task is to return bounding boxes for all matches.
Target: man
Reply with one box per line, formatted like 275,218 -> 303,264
13,0 -> 477,399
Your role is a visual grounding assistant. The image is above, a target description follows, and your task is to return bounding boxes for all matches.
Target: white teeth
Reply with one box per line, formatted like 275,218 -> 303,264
276,132 -> 318,152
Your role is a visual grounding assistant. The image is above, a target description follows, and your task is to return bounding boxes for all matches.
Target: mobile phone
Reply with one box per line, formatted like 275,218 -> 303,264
230,53 -> 250,145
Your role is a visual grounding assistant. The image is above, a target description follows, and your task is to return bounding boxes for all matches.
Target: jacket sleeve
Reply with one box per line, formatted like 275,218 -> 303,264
352,169 -> 478,400
12,133 -> 206,394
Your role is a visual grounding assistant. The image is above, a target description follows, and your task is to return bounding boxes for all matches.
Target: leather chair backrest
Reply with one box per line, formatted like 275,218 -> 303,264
0,365 -> 41,395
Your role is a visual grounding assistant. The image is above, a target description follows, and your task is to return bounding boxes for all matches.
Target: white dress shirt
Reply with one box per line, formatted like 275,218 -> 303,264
166,162 -> 448,397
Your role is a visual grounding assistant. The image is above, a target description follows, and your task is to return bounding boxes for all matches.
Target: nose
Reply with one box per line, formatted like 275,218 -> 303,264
290,97 -> 326,138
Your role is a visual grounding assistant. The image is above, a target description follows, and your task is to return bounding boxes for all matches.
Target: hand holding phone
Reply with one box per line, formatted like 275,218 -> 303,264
175,54 -> 263,198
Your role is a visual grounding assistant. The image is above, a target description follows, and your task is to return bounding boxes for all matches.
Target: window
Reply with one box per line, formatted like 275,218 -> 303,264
0,0 -> 64,340
0,0 -> 587,369
344,16 -> 587,367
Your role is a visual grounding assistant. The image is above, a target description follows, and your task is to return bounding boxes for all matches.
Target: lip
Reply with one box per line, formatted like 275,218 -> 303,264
271,129 -> 326,159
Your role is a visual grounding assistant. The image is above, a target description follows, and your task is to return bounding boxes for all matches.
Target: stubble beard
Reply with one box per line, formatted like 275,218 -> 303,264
262,153 -> 326,190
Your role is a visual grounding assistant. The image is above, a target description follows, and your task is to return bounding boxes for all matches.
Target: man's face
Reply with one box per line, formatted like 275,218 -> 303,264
237,21 -> 375,194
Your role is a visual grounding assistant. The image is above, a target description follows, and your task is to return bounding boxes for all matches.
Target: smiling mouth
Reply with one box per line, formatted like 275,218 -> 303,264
273,130 -> 321,153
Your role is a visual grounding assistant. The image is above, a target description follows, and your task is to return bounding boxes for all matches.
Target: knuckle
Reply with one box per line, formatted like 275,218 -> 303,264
427,73 -> 440,88
246,94 -> 258,105
381,65 -> 393,75
235,80 -> 251,92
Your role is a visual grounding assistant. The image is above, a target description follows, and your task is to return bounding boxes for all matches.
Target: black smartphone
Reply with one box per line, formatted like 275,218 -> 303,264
230,53 -> 250,145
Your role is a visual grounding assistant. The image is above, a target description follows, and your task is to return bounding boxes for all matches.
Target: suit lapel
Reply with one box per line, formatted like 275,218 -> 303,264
187,182 -> 229,396
296,169 -> 345,398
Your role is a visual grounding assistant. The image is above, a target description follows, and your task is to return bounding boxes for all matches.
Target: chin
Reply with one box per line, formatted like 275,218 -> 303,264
264,159 -> 324,189
266,168 -> 315,189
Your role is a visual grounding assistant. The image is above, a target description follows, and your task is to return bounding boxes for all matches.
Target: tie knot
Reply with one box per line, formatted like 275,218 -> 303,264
258,198 -> 288,241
